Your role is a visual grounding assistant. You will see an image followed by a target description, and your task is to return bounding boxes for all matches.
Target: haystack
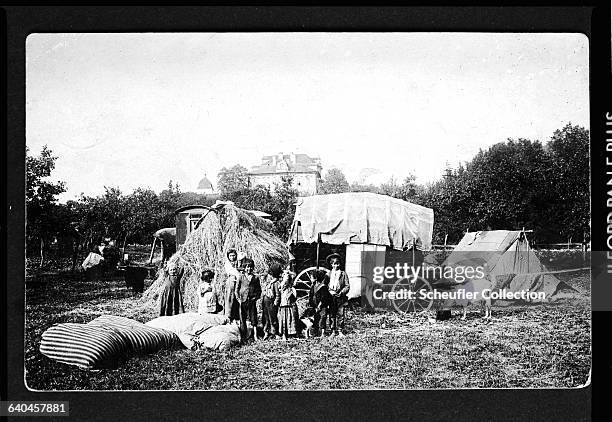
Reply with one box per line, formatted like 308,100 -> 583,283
143,204 -> 290,311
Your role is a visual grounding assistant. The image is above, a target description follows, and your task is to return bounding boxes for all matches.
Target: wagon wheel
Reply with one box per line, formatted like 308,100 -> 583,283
294,266 -> 329,311
391,276 -> 434,314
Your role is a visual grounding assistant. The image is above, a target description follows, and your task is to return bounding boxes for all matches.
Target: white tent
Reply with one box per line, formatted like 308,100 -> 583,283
440,230 -> 576,302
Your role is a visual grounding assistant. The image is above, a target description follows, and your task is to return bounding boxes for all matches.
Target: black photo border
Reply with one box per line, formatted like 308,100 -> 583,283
4,5 -> 609,421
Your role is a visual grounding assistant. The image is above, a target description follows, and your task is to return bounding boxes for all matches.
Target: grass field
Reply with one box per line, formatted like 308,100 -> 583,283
25,269 -> 591,390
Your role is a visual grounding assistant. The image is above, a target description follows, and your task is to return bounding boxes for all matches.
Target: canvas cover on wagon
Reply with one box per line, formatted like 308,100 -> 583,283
289,192 -> 434,251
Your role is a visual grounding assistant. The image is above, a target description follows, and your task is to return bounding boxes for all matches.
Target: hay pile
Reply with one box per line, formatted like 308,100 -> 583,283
142,204 -> 291,311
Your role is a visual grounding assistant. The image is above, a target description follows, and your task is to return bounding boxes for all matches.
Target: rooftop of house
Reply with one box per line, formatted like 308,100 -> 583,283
249,152 -> 322,175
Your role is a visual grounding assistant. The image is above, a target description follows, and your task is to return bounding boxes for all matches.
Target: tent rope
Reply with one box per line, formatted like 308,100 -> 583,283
519,267 -> 590,276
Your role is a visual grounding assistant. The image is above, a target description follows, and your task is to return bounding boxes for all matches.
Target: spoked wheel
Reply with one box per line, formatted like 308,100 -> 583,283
391,277 -> 434,314
294,266 -> 329,311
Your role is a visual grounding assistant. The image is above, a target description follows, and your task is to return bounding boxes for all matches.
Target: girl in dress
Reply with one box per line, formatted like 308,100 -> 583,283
223,249 -> 241,321
198,269 -> 217,314
277,270 -> 300,341
159,260 -> 185,317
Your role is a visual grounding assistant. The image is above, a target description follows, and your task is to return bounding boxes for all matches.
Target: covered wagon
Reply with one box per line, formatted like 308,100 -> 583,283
287,192 -> 434,308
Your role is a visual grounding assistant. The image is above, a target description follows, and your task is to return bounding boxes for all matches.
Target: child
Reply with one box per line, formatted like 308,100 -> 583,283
307,269 -> 333,337
159,260 -> 185,317
327,253 -> 350,337
277,270 -> 300,341
198,269 -> 218,314
235,258 -> 261,341
223,249 -> 241,321
261,263 -> 282,339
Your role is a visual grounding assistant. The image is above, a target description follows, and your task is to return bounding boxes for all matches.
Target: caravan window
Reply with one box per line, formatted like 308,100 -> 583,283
189,214 -> 202,232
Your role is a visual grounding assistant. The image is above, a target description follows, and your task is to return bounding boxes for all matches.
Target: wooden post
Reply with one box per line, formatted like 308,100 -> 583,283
148,237 -> 157,265
316,233 -> 321,270
523,228 -> 530,273
39,238 -> 44,269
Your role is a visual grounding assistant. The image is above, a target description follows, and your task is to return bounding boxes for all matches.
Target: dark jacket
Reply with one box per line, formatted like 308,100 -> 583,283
328,269 -> 350,298
262,274 -> 281,307
308,281 -> 333,311
235,273 -> 261,303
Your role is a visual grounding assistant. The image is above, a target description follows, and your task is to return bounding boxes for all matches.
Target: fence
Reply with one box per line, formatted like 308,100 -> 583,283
432,242 -> 588,251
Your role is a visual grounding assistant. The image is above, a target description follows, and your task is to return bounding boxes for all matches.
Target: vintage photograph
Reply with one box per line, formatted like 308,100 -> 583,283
25,32 -> 590,390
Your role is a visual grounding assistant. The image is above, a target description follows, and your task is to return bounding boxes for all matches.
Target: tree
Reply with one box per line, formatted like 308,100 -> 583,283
319,168 -> 350,194
545,124 -> 590,242
378,174 -> 420,202
233,184 -> 273,212
123,188 -> 160,246
26,145 -> 66,265
416,136 -> 569,244
268,176 -> 298,239
349,182 -> 379,193
157,181 -> 183,228
217,165 -> 249,199
378,176 -> 400,198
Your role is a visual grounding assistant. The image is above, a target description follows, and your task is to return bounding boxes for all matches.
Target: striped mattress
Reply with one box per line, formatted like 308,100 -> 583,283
39,323 -> 130,370
39,315 -> 182,370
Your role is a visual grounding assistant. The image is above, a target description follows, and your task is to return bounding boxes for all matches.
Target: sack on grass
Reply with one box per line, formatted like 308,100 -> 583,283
39,323 -> 130,370
145,312 -> 229,349
87,315 -> 183,354
192,324 -> 242,351
82,252 -> 104,270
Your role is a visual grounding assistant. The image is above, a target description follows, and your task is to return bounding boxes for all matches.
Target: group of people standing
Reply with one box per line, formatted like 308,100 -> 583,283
222,249 -> 308,341
158,248 -> 351,342
306,253 -> 351,337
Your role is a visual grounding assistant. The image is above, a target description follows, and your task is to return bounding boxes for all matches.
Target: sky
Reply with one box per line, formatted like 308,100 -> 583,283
26,33 -> 589,202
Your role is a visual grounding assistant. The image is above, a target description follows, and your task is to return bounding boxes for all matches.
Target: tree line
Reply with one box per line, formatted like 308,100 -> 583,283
216,123 -> 589,245
26,123 -> 589,263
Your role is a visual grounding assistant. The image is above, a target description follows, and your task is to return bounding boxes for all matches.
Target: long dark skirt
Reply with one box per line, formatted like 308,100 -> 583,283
159,279 -> 184,316
278,304 -> 299,336
262,297 -> 279,335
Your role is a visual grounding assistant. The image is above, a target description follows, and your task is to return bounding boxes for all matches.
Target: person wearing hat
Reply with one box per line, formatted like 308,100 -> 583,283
326,253 -> 350,336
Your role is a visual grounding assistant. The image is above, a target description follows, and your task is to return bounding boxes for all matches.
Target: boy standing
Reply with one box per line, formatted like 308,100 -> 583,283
308,269 -> 333,336
327,254 -> 350,336
235,258 -> 261,341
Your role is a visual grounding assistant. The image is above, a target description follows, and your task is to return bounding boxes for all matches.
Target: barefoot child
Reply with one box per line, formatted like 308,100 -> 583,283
235,258 -> 261,341
327,254 -> 350,336
278,270 -> 300,341
307,269 -> 333,337
261,263 -> 282,339
198,269 -> 217,314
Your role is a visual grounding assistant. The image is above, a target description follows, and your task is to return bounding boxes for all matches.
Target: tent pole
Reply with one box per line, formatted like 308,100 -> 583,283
412,239 -> 415,277
316,233 -> 321,270
523,228 -> 531,273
